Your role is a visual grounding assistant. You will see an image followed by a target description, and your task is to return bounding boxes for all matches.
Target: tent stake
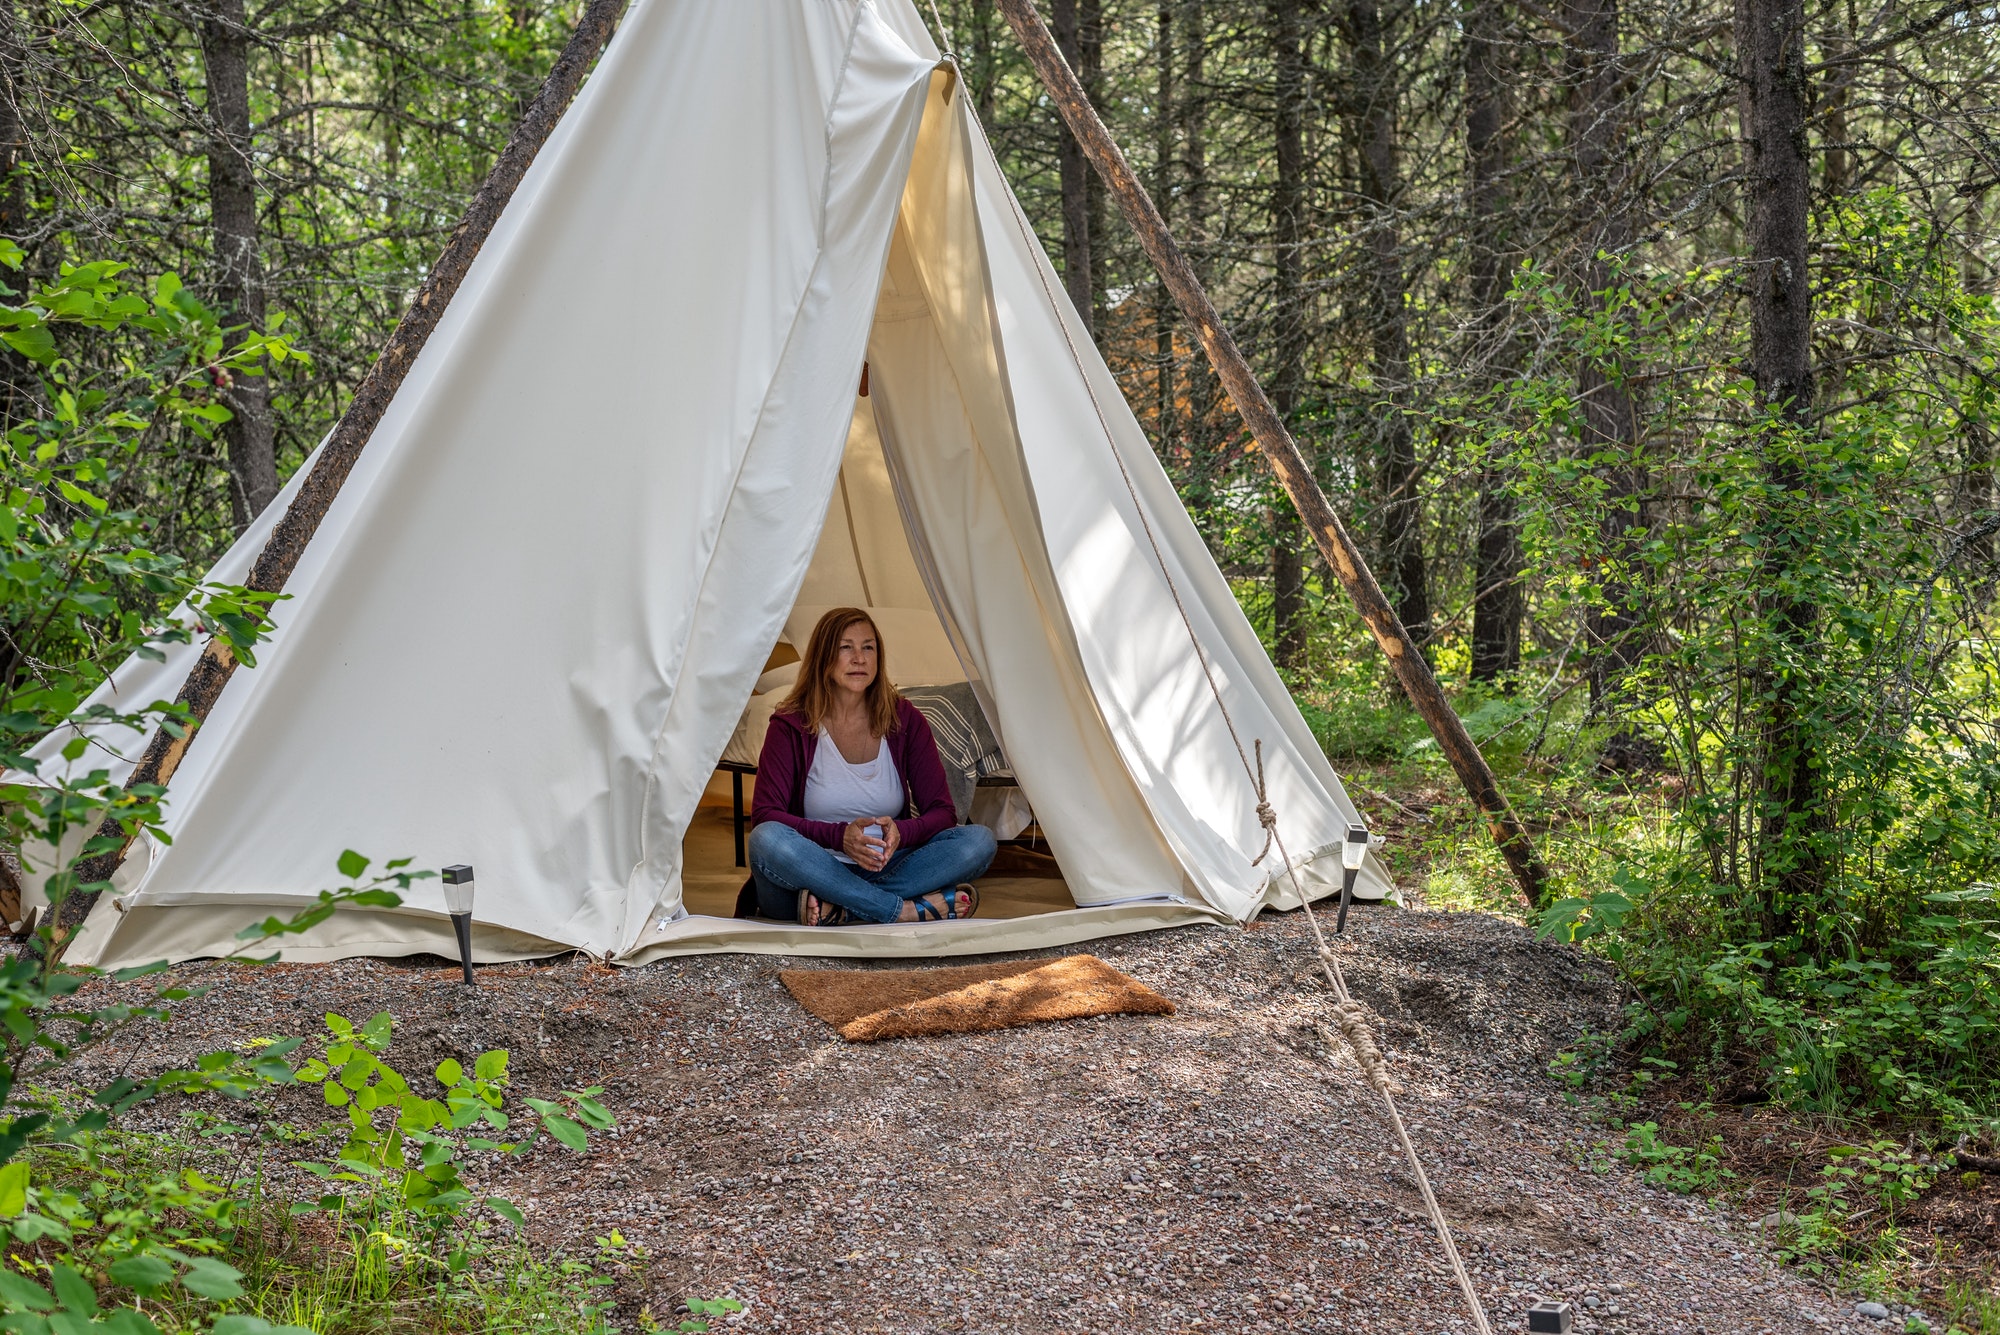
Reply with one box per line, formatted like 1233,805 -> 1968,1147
63,0 -> 630,911
992,0 -> 1547,908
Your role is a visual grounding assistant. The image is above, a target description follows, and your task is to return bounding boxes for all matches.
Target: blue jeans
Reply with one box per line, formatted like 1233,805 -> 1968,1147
747,821 -> 997,925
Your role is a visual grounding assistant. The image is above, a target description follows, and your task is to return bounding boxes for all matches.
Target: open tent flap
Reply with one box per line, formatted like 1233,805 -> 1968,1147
57,0 -> 1390,972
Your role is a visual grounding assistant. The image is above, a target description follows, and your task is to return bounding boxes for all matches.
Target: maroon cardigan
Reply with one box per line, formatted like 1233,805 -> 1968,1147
751,698 -> 958,852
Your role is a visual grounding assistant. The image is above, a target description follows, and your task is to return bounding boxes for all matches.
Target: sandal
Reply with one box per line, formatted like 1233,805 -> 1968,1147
797,890 -> 849,927
911,883 -> 980,923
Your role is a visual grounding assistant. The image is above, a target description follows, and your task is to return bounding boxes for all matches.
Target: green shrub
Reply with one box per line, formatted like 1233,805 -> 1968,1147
1615,1120 -> 1734,1193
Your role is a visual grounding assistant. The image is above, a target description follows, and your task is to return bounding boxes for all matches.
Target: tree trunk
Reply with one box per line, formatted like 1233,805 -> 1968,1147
1737,0 -> 1823,924
1820,10 -> 1854,197
1465,0 -> 1523,685
202,0 -> 279,528
1152,0 -> 1176,454
0,0 -> 24,243
1565,0 -> 1652,765
1081,0 -> 1106,337
1337,0 -> 1430,648
1052,0 -> 1094,335
971,0 -> 998,123
995,0 -> 1550,908
1270,0 -> 1309,668
0,0 -> 33,428
1178,0 -> 1216,460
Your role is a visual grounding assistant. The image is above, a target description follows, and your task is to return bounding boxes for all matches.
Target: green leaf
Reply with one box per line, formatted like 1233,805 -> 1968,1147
336,849 -> 369,880
0,1270 -> 54,1312
47,1266 -> 95,1317
486,1197 -> 525,1226
212,1317 -> 314,1335
434,1058 -> 464,1086
473,1050 -> 508,1081
106,1254 -> 174,1295
0,1160 -> 26,1216
540,1112 -> 589,1152
100,1311 -> 162,1335
358,1011 -> 393,1049
2,325 -> 53,364
9,1212 -> 70,1243
179,1257 -> 245,1300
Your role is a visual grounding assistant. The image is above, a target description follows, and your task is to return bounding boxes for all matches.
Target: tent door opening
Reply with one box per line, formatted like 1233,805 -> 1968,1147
682,378 -> 1079,924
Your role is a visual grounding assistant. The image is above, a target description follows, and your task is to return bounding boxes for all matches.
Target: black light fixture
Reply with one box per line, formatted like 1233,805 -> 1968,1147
1336,824 -> 1370,936
1527,1300 -> 1575,1333
442,864 -> 475,985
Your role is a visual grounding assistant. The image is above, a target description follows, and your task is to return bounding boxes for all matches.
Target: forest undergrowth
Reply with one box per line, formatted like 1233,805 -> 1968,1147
1301,664 -> 2000,1330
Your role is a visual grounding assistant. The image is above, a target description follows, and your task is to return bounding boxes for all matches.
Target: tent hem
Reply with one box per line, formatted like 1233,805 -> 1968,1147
616,900 -> 1232,963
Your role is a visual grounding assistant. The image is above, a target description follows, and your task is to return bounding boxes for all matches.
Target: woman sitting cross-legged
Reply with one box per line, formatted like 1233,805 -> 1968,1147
748,606 -> 996,926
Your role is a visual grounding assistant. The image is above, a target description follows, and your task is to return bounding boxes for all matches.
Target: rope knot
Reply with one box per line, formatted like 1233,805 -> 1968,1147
1330,1000 -> 1398,1093
1248,740 -> 1276,866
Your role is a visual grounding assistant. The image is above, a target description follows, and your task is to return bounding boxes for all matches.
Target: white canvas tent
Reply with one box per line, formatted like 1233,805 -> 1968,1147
27,0 -> 1395,970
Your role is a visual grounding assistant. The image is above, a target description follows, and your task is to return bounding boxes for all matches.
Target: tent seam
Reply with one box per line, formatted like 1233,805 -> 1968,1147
817,1 -> 866,250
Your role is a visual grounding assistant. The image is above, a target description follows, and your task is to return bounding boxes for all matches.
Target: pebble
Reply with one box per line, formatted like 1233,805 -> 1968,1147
1856,1301 -> 1891,1320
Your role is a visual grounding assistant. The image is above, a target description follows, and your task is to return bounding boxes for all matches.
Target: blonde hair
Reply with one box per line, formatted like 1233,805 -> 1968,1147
778,607 -> 900,737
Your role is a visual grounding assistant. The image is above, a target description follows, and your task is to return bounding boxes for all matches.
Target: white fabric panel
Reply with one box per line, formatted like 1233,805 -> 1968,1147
962,100 -> 1394,912
76,0 -> 936,966
869,97 -> 1188,907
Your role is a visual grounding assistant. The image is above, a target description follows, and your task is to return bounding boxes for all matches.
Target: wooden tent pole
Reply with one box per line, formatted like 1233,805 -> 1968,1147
65,0 -> 629,900
992,0 -> 1548,907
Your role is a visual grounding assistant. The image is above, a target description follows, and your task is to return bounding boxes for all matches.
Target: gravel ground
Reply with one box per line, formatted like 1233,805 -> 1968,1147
59,904 -> 1890,1334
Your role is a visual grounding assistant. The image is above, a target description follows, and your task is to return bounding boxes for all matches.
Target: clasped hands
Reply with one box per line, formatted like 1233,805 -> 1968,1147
842,816 -> 901,872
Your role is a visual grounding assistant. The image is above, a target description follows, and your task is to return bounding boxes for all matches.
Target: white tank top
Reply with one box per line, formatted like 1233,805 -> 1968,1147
802,728 -> 903,863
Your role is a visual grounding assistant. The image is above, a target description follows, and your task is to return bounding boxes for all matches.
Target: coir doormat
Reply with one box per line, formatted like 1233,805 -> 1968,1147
778,954 -> 1174,1042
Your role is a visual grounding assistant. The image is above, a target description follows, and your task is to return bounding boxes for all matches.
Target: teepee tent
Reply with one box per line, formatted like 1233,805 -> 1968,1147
30,0 -> 1394,970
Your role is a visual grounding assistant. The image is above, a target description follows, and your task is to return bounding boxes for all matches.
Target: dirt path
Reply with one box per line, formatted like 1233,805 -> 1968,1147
71,905 -> 1881,1333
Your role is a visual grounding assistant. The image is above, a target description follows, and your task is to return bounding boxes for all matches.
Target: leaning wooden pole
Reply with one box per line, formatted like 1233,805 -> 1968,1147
993,0 -> 1548,907
65,0 -> 629,903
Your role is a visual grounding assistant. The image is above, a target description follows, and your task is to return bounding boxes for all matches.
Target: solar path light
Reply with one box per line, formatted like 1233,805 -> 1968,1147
1336,824 -> 1370,935
442,864 -> 475,985
1527,1300 -> 1575,1332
